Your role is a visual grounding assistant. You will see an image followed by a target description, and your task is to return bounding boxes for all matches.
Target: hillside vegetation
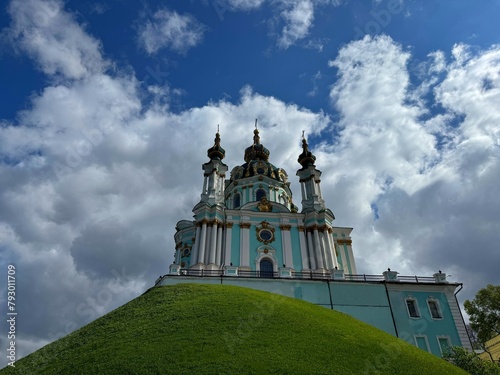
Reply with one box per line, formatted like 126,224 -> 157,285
1,283 -> 466,374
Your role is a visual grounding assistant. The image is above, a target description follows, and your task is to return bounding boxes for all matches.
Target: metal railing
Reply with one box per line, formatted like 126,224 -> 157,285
165,268 -> 438,283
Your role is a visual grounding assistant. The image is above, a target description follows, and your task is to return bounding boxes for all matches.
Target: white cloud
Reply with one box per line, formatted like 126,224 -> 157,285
137,8 -> 205,55
224,0 -> 266,10
5,0 -> 107,79
277,0 -> 315,49
325,35 -> 500,294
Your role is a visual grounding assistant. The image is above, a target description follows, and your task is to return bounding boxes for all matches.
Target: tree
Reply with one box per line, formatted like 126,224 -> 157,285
464,284 -> 500,345
443,346 -> 500,375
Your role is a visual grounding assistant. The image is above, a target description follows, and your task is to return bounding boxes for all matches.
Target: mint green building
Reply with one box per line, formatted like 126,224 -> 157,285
158,127 -> 471,357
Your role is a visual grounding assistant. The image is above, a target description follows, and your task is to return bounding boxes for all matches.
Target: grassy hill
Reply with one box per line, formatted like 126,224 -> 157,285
1,283 -> 466,374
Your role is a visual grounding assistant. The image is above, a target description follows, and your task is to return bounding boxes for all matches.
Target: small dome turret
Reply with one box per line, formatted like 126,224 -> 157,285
207,131 -> 225,160
244,127 -> 270,162
298,134 -> 316,169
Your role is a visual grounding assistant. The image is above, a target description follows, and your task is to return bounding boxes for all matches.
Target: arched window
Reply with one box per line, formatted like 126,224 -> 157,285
260,258 -> 274,278
278,193 -> 287,205
256,189 -> 266,202
233,193 -> 241,208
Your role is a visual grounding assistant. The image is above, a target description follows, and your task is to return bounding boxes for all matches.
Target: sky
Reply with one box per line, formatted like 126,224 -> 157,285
1,0 -> 500,365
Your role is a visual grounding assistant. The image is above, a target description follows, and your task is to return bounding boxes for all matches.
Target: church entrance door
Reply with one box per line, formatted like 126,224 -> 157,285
260,259 -> 274,278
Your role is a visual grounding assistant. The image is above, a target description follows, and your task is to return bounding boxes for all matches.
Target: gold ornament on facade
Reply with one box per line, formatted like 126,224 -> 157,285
256,221 -> 275,245
279,224 -> 292,231
239,222 -> 251,229
258,197 -> 272,212
337,239 -> 352,245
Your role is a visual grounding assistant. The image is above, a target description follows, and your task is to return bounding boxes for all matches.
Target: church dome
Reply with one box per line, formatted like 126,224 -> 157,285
244,128 -> 270,162
229,127 -> 288,184
207,131 -> 225,160
297,136 -> 316,169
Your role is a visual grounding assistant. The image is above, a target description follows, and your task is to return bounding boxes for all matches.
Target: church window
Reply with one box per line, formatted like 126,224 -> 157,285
256,189 -> 266,201
259,229 -> 273,242
257,167 -> 265,174
427,299 -> 443,319
233,193 -> 241,208
414,335 -> 430,352
260,258 -> 274,278
405,297 -> 420,318
437,336 -> 451,355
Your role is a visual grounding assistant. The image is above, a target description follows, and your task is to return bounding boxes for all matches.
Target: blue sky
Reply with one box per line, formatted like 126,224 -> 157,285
1,0 -> 500,365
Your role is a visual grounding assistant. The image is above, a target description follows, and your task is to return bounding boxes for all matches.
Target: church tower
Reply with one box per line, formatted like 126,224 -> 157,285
171,125 -> 357,277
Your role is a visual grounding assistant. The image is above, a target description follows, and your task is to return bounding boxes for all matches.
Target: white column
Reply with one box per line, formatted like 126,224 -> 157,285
298,227 -> 310,271
191,225 -> 201,267
209,222 -> 218,265
316,180 -> 323,199
197,222 -> 207,264
320,231 -> 331,270
240,223 -> 251,268
205,225 -> 212,265
313,227 -> 324,270
202,176 -> 208,195
224,223 -> 233,265
300,182 -> 306,201
306,230 -> 316,270
326,230 -> 338,269
215,225 -> 223,265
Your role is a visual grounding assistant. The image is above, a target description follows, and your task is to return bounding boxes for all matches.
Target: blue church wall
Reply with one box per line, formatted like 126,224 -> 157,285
329,283 -> 396,336
387,288 -> 462,356
230,224 -> 240,266
290,228 -> 303,270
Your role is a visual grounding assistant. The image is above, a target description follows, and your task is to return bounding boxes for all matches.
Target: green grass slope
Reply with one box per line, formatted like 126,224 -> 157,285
2,284 -> 466,375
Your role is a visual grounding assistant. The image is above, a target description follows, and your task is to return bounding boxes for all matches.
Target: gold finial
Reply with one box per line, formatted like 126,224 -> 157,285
255,119 -> 258,129
217,124 -> 220,133
302,130 -> 305,140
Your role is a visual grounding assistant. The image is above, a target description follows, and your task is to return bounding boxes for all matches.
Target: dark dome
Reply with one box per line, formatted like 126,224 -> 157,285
244,128 -> 270,162
207,132 -> 225,160
230,160 -> 287,183
230,128 -> 289,183
298,137 -> 316,169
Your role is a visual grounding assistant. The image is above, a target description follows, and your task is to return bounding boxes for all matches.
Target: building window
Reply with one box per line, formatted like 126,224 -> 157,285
256,189 -> 266,202
260,258 -> 274,278
427,299 -> 443,319
233,194 -> 241,209
414,335 -> 430,352
405,297 -> 420,318
437,336 -> 451,356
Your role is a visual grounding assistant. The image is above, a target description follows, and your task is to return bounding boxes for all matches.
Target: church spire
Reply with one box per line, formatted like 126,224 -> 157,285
253,119 -> 260,145
296,132 -> 326,213
297,131 -> 316,169
244,119 -> 270,162
207,126 -> 225,161
200,127 -> 228,206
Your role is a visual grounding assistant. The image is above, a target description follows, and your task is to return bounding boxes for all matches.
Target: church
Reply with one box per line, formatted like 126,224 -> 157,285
156,125 -> 472,357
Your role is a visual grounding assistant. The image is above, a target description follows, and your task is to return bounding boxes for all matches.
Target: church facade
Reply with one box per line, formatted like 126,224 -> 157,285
157,127 -> 472,357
